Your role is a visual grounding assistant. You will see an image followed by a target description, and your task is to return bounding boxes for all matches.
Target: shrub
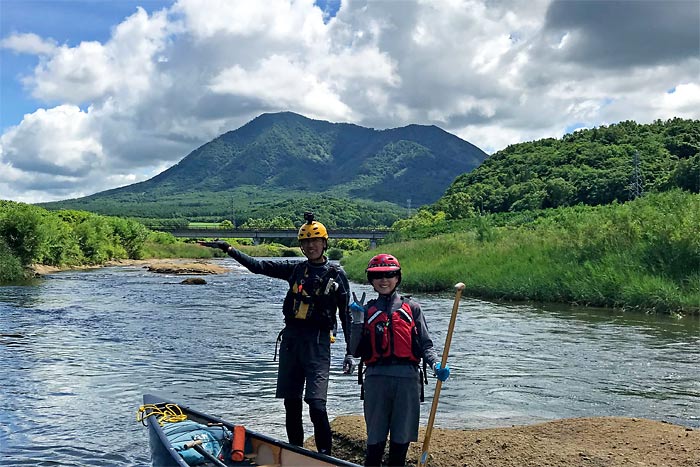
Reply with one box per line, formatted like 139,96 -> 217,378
0,238 -> 23,282
327,248 -> 343,260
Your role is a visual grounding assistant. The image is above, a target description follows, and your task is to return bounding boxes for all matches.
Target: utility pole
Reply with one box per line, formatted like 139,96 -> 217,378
407,198 -> 412,217
629,150 -> 643,199
230,197 -> 236,228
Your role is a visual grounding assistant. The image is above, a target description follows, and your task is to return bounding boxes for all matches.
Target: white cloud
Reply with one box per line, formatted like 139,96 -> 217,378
27,41 -> 114,103
209,54 -> 354,121
174,0 -> 326,43
26,7 -> 171,105
0,0 -> 698,203
0,32 -> 57,55
1,105 -> 103,177
655,83 -> 700,119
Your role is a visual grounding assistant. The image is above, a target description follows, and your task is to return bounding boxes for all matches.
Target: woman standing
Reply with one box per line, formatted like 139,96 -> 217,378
349,254 -> 450,466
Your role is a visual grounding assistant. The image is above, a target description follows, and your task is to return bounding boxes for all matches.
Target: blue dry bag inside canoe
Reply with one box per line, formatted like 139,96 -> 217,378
162,420 -> 228,465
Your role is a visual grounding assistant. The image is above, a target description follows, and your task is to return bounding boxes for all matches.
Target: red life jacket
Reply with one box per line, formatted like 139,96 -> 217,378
363,299 -> 420,365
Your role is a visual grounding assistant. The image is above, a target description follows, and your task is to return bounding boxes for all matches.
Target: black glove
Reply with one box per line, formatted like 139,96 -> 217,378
198,240 -> 231,252
343,354 -> 355,375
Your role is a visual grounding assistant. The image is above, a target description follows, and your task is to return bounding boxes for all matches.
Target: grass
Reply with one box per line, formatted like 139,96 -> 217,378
343,193 -> 700,316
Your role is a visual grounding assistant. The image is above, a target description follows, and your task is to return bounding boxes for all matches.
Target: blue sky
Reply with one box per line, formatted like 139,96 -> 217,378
1,0 -> 698,203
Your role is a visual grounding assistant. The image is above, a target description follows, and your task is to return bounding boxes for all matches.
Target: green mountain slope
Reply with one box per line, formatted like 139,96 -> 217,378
434,118 -> 699,218
43,112 -> 487,226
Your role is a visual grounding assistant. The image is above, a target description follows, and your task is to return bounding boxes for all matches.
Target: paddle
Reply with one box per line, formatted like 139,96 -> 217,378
183,439 -> 228,467
419,282 -> 465,467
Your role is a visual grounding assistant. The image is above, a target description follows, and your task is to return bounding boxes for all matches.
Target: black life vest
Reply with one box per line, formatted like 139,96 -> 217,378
282,262 -> 339,330
363,298 -> 420,365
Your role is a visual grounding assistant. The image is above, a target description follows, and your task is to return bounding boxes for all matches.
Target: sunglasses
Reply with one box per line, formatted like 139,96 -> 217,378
368,270 -> 400,280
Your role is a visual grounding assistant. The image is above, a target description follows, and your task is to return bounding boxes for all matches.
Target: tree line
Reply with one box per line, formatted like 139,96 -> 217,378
0,201 -> 153,282
435,118 -> 699,218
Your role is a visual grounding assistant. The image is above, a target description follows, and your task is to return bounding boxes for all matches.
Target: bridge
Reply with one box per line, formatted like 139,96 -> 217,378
158,227 -> 392,249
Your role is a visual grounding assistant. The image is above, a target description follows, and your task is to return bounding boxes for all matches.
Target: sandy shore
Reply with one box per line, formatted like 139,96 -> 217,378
31,258 -> 229,276
318,415 -> 699,467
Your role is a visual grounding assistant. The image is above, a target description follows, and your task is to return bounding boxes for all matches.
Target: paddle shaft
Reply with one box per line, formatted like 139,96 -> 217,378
184,439 -> 228,467
419,282 -> 465,467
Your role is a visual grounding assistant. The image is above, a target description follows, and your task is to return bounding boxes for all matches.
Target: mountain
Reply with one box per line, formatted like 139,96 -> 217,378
41,112 -> 488,226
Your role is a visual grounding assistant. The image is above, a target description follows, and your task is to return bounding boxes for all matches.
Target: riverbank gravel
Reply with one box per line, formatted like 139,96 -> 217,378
313,415 -> 699,466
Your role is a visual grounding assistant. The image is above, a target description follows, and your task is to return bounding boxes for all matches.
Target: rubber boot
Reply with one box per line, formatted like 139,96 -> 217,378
387,441 -> 409,467
364,441 -> 386,467
284,398 -> 304,446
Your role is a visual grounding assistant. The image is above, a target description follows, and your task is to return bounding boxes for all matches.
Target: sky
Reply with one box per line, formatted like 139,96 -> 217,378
1,0 -> 698,204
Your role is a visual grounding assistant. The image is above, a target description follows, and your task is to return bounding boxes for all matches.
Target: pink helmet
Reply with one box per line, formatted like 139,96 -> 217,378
366,254 -> 401,272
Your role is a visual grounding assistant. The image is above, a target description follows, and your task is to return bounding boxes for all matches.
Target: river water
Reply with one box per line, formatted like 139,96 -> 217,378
0,259 -> 698,466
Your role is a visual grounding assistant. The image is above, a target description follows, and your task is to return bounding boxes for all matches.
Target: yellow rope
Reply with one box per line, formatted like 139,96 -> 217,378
137,403 -> 188,426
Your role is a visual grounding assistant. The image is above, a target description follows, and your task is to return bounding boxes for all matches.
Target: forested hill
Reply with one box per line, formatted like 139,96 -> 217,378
433,118 -> 699,218
42,112 -> 487,226
142,111 -> 486,205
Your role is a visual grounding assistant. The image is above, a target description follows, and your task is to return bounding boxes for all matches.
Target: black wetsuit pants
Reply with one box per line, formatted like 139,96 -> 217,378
284,398 -> 332,454
277,327 -> 332,454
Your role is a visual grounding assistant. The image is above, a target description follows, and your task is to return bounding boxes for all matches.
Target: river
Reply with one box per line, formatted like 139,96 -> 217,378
0,258 -> 698,466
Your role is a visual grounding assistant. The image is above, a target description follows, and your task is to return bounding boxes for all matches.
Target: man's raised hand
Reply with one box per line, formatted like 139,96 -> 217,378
198,240 -> 231,252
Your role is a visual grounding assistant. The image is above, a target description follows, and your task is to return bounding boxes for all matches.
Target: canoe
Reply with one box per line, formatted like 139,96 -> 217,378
139,394 -> 361,467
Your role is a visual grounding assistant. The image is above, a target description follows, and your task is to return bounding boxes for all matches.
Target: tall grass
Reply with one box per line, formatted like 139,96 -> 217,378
140,241 -> 214,259
343,191 -> 699,315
